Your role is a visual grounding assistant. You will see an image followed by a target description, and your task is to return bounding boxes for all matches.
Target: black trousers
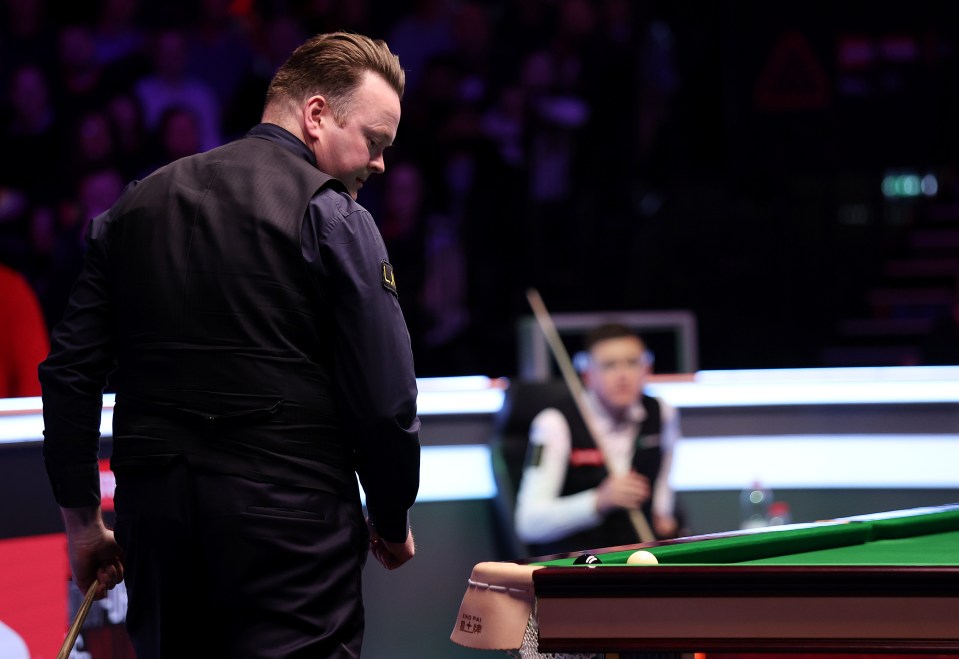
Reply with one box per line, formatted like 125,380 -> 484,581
113,460 -> 369,658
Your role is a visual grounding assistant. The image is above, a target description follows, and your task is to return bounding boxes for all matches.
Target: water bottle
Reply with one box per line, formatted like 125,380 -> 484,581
739,481 -> 773,529
767,501 -> 793,526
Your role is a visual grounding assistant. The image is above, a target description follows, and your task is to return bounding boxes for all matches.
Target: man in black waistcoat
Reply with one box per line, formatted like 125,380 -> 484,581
514,323 -> 682,557
39,31 -> 420,658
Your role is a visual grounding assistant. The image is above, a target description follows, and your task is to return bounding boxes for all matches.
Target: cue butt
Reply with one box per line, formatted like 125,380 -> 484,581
57,580 -> 98,659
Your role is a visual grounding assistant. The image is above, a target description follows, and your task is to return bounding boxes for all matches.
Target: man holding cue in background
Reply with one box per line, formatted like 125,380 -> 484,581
514,322 -> 682,556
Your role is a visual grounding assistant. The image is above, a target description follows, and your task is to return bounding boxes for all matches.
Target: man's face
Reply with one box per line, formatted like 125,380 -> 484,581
312,71 -> 400,200
585,336 -> 649,412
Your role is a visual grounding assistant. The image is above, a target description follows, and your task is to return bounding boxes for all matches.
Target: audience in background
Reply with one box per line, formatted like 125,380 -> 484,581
376,158 -> 429,361
139,105 -> 204,176
0,0 -> 683,377
0,0 -> 58,79
1,63 -> 59,213
184,0 -> 256,113
386,0 -> 454,95
105,91 -> 151,179
54,22 -> 110,116
62,109 -> 118,185
134,26 -> 222,153
91,0 -> 147,67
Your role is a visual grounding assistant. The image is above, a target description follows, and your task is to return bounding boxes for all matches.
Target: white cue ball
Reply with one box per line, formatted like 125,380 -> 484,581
626,550 -> 659,565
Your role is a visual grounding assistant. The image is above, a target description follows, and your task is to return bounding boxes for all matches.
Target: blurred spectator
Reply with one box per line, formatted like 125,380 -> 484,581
106,91 -> 151,178
139,105 -> 203,176
489,0 -> 555,59
256,11 -> 309,75
134,26 -> 222,152
399,53 -> 464,166
386,0 -> 454,93
377,152 -> 474,376
90,0 -> 150,93
30,168 -> 124,328
458,119 -> 526,376
518,44 -> 590,293
377,159 -> 429,358
1,63 -> 59,198
298,0 -> 377,35
524,0 -> 593,208
60,109 -> 119,187
185,0 -> 256,112
633,6 -> 681,184
420,204 -> 470,366
0,186 -> 30,270
92,0 -> 146,66
563,0 -> 681,309
421,96 -> 520,375
333,0 -> 373,34
448,1 -> 494,103
25,203 -> 72,328
481,82 -> 526,169
160,105 -> 202,158
54,22 -> 112,115
0,0 -> 58,79
223,10 -> 306,138
75,167 -> 126,222
379,126 -> 512,377
0,62 -> 60,269
0,261 -> 49,397
576,0 -> 680,222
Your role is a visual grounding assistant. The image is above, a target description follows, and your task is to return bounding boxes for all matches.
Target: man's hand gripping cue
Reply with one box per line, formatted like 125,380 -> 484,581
595,470 -> 651,515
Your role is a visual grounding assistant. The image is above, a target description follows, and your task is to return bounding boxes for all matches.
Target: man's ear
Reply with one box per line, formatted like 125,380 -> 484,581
581,369 -> 592,389
303,95 -> 326,140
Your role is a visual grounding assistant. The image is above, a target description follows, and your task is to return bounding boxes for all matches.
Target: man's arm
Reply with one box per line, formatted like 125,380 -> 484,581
41,198 -> 129,593
41,204 -> 123,510
306,190 -> 420,551
513,409 -> 604,544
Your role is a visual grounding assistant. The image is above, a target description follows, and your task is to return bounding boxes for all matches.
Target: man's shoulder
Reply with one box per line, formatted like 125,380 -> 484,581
644,393 -> 678,416
310,187 -> 373,230
532,406 -> 567,425
529,407 -> 572,446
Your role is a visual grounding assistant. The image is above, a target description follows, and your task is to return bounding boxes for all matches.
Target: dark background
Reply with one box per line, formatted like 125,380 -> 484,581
3,0 -> 958,378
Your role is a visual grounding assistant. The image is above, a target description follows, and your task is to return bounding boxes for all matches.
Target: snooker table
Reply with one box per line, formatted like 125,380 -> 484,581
451,504 -> 959,657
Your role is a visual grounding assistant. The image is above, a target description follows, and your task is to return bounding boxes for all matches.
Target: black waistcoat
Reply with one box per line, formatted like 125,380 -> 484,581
104,134 -> 357,496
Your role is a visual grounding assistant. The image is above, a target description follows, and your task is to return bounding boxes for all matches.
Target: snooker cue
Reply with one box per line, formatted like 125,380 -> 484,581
57,580 -> 98,659
525,288 -> 656,544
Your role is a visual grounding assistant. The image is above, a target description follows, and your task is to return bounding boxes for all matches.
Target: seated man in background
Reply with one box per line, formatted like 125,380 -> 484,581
514,323 -> 682,556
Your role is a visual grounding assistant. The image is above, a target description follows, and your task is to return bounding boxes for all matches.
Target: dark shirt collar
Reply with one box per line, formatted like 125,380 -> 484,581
246,123 -> 316,167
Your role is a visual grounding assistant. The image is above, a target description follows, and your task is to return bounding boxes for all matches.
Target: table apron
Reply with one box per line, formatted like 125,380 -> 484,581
536,595 -> 959,647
